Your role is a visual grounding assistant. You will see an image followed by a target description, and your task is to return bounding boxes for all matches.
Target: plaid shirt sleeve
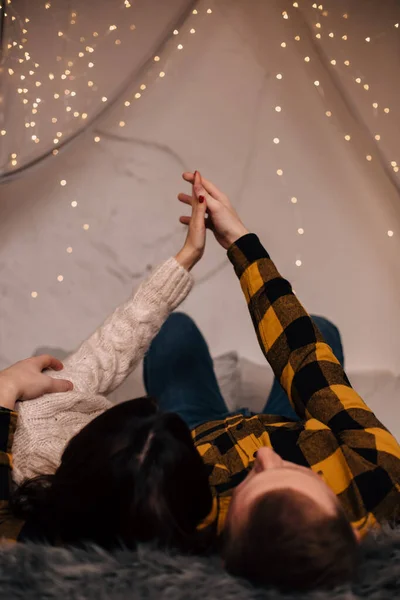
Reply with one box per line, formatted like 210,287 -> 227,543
0,407 -> 20,539
228,234 -> 400,514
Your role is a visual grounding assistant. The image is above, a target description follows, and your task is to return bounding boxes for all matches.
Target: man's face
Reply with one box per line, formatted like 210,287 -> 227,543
226,447 -> 340,531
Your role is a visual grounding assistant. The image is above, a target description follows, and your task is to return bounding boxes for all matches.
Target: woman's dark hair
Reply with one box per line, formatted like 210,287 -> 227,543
12,397 -> 213,551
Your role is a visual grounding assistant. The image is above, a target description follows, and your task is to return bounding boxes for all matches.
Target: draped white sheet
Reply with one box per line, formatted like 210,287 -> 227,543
0,0 -> 399,381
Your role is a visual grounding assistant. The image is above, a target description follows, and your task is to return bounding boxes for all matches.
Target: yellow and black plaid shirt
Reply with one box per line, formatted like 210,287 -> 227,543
193,234 -> 400,539
1,234 -> 400,543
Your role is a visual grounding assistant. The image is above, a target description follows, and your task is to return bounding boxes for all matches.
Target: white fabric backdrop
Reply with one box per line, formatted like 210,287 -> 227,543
1,0 -> 399,380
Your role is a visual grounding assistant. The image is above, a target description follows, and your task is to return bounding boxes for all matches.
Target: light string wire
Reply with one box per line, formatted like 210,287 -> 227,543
0,0 -> 201,183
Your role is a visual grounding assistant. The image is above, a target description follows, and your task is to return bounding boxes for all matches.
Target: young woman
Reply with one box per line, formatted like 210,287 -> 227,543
0,172 -> 213,548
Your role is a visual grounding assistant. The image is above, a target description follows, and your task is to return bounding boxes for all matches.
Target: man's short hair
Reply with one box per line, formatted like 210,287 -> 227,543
223,488 -> 359,591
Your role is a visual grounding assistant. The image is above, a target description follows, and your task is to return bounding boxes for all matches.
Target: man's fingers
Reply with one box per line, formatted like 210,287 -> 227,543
179,216 -> 213,230
178,193 -> 192,205
49,378 -> 74,394
182,171 -> 226,202
35,355 -> 64,372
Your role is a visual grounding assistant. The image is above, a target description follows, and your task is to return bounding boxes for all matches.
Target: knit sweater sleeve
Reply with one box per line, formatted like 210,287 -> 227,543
49,257 -> 193,396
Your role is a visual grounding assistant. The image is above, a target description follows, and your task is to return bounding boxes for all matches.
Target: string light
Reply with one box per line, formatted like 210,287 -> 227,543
366,155 -> 372,161
31,292 -> 38,299
295,260 -> 302,267
387,230 -> 394,237
275,106 -> 282,112
67,247 -> 73,253
71,201 -> 78,207
57,275 -> 64,282
277,169 -> 283,176
94,136 -> 100,142
298,228 -> 304,235
273,138 -> 280,144
83,224 -> 90,230
291,197 -> 298,204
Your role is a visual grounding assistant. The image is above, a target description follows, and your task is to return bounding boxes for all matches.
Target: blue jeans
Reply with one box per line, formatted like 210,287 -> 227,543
143,313 -> 344,429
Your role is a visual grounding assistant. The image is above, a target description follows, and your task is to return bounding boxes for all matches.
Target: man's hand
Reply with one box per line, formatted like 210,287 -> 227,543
0,355 -> 73,410
178,172 -> 249,250
175,171 -> 208,270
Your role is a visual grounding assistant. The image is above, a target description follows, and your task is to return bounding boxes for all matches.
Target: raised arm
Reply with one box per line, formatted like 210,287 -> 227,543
40,177 -> 208,398
179,173 -> 400,482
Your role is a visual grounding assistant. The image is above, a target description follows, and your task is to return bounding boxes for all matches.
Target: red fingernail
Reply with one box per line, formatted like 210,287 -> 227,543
199,195 -> 205,203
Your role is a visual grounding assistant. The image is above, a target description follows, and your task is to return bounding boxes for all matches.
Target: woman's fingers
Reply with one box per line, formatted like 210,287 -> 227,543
182,171 -> 226,203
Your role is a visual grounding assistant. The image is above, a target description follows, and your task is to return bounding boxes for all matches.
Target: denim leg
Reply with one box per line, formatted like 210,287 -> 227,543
143,313 -> 230,430
262,315 -> 345,420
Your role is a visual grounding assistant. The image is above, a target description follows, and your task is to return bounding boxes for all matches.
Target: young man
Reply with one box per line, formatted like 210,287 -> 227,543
144,171 -> 400,591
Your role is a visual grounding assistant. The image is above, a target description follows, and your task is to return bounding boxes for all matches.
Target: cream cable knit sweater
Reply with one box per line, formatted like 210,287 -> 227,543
12,257 -> 193,485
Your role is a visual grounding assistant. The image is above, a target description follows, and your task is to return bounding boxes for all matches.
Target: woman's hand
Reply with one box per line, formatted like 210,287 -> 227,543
178,172 -> 249,250
175,171 -> 208,271
0,355 -> 73,410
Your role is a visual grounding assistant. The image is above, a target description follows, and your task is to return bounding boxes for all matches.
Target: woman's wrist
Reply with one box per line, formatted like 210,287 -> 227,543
175,247 -> 200,272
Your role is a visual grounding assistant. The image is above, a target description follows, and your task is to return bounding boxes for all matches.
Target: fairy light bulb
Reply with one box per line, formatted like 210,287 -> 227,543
277,169 -> 283,176
387,230 -> 394,237
71,201 -> 78,207
83,224 -> 90,230
190,28 -> 196,34
177,44 -> 183,50
135,92 -> 141,98
60,179 -> 67,186
57,275 -> 64,282
31,292 -> 38,298
366,155 -> 372,161
281,42 -> 287,47
291,197 -> 298,204
67,247 -> 73,254
102,96 -> 107,102
375,134 -> 381,141
159,71 -> 165,78
325,111 -> 332,117
276,73 -> 283,79
297,228 -> 304,235
314,80 -> 320,86
124,100 -> 131,106
344,135 -> 351,141
275,106 -> 282,112
304,56 -> 310,62
154,56 -> 160,62
273,138 -> 280,144
295,260 -> 302,267
119,121 -> 125,127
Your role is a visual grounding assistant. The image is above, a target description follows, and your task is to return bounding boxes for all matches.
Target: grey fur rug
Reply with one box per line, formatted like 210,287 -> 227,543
0,527 -> 399,599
